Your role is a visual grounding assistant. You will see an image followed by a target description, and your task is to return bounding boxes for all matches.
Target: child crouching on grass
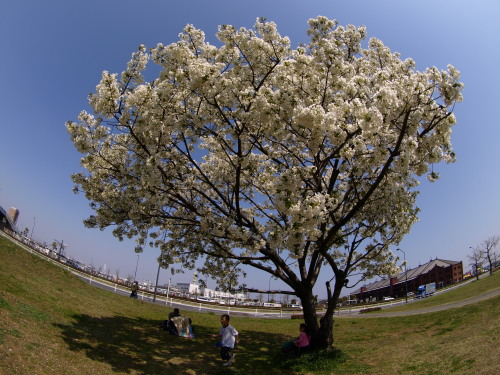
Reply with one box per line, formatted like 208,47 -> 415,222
212,314 -> 239,366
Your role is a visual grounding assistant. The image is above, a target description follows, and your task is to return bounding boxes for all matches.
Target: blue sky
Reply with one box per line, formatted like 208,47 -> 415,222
1,0 -> 499,298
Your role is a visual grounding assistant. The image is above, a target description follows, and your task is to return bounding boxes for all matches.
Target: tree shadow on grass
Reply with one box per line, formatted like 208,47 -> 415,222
54,314 -> 295,375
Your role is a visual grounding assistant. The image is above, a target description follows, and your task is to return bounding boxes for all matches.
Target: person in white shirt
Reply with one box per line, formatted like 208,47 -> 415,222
212,314 -> 239,366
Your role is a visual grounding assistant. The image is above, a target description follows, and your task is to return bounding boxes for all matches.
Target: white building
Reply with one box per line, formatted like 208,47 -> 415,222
201,288 -> 245,301
176,282 -> 200,295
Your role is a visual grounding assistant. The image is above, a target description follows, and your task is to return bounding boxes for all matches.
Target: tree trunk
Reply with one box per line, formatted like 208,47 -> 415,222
300,290 -> 320,342
487,255 -> 493,276
315,312 -> 334,350
300,279 -> 342,350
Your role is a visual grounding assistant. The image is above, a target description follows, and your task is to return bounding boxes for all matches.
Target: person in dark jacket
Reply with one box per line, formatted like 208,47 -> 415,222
130,281 -> 139,299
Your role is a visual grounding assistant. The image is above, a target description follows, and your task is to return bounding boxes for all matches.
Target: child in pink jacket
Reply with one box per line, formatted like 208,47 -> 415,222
281,323 -> 310,355
293,323 -> 310,348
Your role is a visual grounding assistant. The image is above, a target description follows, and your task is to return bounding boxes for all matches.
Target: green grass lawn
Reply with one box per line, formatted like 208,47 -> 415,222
1,234 -> 499,375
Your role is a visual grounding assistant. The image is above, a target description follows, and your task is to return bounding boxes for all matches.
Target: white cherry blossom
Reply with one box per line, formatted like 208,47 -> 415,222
67,17 -> 463,348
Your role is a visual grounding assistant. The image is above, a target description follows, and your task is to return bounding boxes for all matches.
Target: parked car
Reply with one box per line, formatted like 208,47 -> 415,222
196,296 -> 214,303
383,296 -> 394,301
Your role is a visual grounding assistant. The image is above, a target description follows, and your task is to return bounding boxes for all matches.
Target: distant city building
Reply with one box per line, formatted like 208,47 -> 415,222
351,258 -> 463,302
8,207 -> 19,225
175,281 -> 246,301
176,282 -> 200,295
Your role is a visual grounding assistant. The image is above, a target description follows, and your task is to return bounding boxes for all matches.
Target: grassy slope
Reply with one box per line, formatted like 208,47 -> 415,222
0,235 -> 499,375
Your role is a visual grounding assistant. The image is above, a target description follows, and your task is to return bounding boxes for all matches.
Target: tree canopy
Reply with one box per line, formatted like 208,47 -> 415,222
67,16 -> 463,346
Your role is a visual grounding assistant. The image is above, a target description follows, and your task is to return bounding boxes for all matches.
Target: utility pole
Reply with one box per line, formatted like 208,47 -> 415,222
397,248 -> 409,303
153,259 -> 161,302
30,217 -> 36,242
133,254 -> 140,282
54,239 -> 67,261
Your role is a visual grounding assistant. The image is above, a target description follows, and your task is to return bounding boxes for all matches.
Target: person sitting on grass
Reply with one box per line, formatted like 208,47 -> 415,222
281,323 -> 310,355
168,308 -> 181,320
162,308 -> 195,338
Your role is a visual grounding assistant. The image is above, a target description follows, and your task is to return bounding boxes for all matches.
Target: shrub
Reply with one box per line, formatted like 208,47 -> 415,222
359,307 -> 382,314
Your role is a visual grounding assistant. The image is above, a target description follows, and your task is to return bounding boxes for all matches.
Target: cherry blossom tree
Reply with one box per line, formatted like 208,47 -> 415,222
67,17 -> 463,349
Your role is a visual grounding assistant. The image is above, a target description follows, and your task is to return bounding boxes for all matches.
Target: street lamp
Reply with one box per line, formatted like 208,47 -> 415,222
133,254 -> 140,282
166,278 -> 171,299
469,246 -> 480,279
268,275 -> 277,302
397,248 -> 409,303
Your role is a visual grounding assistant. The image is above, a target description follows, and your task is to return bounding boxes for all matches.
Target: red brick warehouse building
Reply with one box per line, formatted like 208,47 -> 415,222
351,259 -> 463,303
